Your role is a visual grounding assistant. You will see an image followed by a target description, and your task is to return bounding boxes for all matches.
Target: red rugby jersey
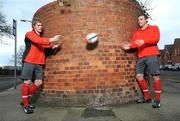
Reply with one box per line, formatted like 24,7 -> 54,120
22,30 -> 52,65
130,25 -> 160,58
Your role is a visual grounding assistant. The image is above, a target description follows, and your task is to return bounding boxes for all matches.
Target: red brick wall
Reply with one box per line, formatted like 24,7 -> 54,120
34,0 -> 141,106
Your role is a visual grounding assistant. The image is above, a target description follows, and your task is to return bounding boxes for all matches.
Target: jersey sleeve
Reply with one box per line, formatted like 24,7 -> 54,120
144,26 -> 160,45
26,31 -> 50,45
42,45 -> 53,48
130,32 -> 138,49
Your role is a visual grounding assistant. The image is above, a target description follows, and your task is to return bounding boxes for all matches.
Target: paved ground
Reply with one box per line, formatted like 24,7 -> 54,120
0,71 -> 180,121
0,76 -> 22,92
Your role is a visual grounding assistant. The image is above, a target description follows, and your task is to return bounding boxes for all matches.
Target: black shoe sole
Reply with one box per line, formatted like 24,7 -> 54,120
20,103 -> 34,114
24,109 -> 34,114
152,104 -> 161,108
20,102 -> 35,109
136,99 -> 152,103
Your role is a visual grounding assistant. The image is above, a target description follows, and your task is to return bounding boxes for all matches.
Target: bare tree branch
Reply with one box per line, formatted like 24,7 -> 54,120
135,0 -> 154,20
9,45 -> 25,66
0,2 -> 13,44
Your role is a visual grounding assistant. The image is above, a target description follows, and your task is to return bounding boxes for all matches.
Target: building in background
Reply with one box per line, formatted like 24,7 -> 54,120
172,38 -> 180,64
164,44 -> 174,65
159,38 -> 180,70
159,49 -> 165,66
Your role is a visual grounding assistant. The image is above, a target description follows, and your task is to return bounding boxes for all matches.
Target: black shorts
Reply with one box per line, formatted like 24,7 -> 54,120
21,62 -> 44,81
136,55 -> 160,75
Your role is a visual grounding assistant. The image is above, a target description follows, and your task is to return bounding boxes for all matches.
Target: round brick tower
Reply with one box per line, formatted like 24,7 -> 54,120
34,0 -> 141,106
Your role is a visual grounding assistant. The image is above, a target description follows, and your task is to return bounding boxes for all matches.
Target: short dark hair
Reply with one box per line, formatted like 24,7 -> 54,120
32,18 -> 42,27
138,13 -> 148,19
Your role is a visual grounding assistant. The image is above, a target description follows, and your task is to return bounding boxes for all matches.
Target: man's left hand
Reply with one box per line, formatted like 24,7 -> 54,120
52,41 -> 63,49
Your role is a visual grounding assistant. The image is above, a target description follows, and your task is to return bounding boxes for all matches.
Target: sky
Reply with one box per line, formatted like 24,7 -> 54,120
0,0 -> 180,66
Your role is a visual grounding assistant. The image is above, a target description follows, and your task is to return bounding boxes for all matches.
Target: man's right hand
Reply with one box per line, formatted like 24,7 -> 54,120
135,39 -> 144,46
49,35 -> 63,45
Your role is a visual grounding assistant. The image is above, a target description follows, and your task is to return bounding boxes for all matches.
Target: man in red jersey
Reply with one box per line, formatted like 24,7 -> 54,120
121,14 -> 162,108
20,18 -> 62,114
